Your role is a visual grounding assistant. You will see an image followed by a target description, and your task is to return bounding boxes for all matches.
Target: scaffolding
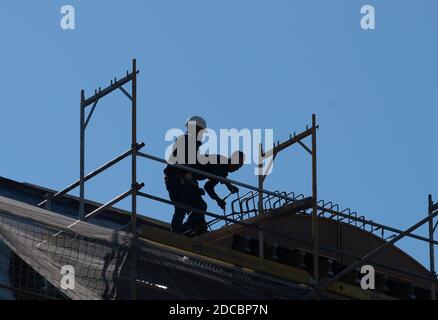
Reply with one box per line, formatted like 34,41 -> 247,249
37,59 -> 142,299
4,59 -> 437,300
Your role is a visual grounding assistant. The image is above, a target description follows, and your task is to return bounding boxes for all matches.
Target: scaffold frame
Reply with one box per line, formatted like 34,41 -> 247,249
29,59 -> 438,300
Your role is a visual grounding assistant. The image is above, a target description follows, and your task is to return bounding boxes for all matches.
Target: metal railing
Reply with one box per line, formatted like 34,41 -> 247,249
32,60 -> 437,300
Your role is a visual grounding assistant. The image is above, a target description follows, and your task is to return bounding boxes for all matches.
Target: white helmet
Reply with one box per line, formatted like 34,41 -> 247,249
185,116 -> 207,130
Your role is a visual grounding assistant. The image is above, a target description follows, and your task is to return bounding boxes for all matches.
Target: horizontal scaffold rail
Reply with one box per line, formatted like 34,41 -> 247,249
262,126 -> 317,159
37,143 -> 144,208
305,205 -> 438,299
138,191 -> 309,245
137,152 -> 298,203
82,70 -> 140,108
317,206 -> 438,246
138,151 -> 436,246
137,191 -> 438,285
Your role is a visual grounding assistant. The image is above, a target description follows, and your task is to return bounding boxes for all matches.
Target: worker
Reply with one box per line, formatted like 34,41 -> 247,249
182,151 -> 245,236
164,116 -> 208,234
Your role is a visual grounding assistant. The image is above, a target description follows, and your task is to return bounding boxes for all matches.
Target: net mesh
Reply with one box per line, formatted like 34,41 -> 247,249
0,196 -> 307,300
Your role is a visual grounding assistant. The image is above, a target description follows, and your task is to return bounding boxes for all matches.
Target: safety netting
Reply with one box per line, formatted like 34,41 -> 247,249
0,196 -> 307,300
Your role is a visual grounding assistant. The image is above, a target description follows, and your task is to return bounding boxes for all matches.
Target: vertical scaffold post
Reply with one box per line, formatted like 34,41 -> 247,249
45,193 -> 52,212
131,59 -> 138,300
258,143 -> 265,259
79,90 -> 85,220
311,113 -> 319,294
131,59 -> 137,300
429,194 -> 436,300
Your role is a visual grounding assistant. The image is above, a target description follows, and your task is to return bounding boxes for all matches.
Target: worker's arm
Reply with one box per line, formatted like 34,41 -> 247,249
204,180 -> 226,209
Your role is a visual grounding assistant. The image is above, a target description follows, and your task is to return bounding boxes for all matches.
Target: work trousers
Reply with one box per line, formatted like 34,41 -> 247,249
165,174 -> 207,235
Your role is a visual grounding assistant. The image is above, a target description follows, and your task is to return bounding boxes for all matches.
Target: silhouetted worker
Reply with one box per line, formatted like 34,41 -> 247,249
164,116 -> 207,234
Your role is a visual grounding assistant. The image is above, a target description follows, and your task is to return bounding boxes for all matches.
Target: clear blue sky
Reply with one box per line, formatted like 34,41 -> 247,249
0,1 -> 437,268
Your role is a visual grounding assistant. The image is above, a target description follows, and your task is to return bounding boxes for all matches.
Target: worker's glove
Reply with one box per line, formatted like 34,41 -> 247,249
227,185 -> 239,194
216,198 -> 226,210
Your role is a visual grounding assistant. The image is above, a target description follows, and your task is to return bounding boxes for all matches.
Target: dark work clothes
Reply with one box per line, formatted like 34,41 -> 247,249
198,155 -> 229,181
200,155 -> 232,208
164,133 -> 202,177
164,133 -> 207,235
164,175 -> 207,235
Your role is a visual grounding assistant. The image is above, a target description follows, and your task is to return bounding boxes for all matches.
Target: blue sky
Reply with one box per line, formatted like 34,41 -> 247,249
0,1 -> 437,268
